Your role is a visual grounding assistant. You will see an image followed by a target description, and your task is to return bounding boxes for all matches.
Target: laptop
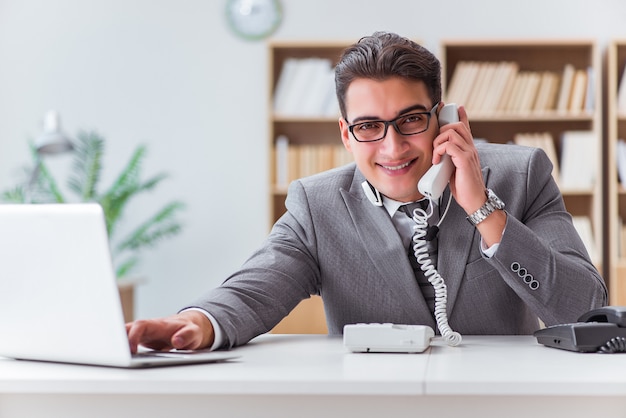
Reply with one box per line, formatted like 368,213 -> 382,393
0,203 -> 239,368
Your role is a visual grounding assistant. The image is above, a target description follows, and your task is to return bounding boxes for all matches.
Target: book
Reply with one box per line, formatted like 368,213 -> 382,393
504,72 -> 527,113
317,145 -> 335,173
617,139 -> 626,188
321,69 -> 340,117
447,61 -> 480,107
276,58 -> 325,117
274,135 -> 289,188
618,217 -> 626,259
546,72 -> 561,111
513,132 -> 559,183
468,62 -> 496,112
568,69 -> 588,112
273,58 -> 299,115
333,144 -> 353,167
288,145 -> 300,183
496,62 -> 520,111
298,58 -> 333,116
559,130 -> 597,189
556,64 -> 576,113
571,216 -> 598,262
278,143 -> 354,184
517,72 -> 541,113
444,60 -> 464,103
446,61 -> 472,104
481,61 -> 516,113
584,66 -> 595,112
617,65 -> 626,114
532,72 -> 559,112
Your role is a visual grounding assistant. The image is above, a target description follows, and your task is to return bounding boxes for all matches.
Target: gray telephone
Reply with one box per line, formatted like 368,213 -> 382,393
534,306 -> 626,353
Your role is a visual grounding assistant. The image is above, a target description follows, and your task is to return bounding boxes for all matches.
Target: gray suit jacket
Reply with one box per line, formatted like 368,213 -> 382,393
192,143 -> 607,348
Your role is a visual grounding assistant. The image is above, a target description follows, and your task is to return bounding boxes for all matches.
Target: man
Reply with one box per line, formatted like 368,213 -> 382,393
127,31 -> 607,352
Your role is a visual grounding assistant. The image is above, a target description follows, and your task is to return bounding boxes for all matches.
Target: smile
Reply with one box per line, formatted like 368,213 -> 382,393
380,160 -> 413,171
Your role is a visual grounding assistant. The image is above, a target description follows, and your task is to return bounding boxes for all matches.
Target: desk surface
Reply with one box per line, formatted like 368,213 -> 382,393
427,335 -> 626,396
2,335 -> 626,418
0,334 -> 428,396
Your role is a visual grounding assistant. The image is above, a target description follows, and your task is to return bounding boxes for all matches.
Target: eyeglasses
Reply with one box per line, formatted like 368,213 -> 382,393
347,103 -> 439,143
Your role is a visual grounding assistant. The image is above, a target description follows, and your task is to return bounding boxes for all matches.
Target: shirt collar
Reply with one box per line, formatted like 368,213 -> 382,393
381,195 -> 434,218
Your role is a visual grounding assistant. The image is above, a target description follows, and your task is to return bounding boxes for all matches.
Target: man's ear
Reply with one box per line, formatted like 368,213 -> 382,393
339,118 -> 352,152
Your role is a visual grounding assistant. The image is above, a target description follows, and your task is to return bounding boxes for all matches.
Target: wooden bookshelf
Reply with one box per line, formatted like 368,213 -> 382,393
268,40 -> 353,226
605,40 -> 626,305
442,40 -> 603,272
266,38 -> 606,331
267,40 -> 356,333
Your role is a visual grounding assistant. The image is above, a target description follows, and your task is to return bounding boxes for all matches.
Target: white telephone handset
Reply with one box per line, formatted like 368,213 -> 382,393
417,103 -> 459,200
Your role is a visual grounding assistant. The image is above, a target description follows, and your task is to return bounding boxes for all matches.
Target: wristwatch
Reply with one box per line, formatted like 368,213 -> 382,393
466,188 -> 505,226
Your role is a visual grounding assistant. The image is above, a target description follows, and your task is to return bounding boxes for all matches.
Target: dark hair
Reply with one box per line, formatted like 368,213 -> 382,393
335,31 -> 442,119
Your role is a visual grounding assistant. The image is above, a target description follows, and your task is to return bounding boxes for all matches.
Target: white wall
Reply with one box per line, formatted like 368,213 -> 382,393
1,0 -> 625,318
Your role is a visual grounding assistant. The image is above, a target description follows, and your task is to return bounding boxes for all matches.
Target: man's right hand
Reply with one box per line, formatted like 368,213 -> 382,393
126,310 -> 215,354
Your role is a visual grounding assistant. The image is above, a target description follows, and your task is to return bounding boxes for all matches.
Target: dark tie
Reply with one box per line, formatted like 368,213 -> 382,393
400,201 -> 437,312
399,200 -> 428,220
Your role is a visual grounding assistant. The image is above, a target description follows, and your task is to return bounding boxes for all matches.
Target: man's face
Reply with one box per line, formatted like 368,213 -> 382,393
339,77 -> 438,203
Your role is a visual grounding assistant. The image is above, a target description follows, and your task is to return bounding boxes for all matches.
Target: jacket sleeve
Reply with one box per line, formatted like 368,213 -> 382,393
188,180 -> 321,348
486,146 -> 607,326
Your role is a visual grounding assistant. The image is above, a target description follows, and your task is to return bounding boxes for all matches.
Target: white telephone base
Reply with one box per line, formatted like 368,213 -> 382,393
343,323 -> 434,353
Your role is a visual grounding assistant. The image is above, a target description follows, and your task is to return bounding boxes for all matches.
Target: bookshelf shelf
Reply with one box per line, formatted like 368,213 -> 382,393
441,39 -> 603,272
560,189 -> 595,196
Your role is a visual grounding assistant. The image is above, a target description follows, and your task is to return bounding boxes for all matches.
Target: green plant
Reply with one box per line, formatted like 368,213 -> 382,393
1,130 -> 185,278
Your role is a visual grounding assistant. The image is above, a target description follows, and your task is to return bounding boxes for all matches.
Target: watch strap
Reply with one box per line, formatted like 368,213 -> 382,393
466,189 -> 504,226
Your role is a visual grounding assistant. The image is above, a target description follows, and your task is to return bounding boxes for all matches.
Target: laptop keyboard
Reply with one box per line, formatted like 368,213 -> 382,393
133,349 -> 214,358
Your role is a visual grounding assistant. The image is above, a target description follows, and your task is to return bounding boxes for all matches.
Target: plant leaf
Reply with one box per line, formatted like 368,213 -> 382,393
36,158 -> 66,203
115,201 -> 185,253
1,186 -> 26,203
103,173 -> 169,238
115,256 -> 140,278
100,145 -> 147,236
67,131 -> 104,201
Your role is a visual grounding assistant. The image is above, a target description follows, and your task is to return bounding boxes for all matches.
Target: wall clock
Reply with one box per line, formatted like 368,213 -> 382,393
226,0 -> 282,41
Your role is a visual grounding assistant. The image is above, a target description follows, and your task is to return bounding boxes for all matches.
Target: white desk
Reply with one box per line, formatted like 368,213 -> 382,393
1,335 -> 625,418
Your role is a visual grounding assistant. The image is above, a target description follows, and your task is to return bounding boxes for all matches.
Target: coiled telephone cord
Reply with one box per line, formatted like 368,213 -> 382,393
409,199 -> 462,347
598,336 -> 626,353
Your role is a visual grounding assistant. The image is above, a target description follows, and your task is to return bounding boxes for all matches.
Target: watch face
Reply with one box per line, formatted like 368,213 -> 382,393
226,0 -> 282,40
